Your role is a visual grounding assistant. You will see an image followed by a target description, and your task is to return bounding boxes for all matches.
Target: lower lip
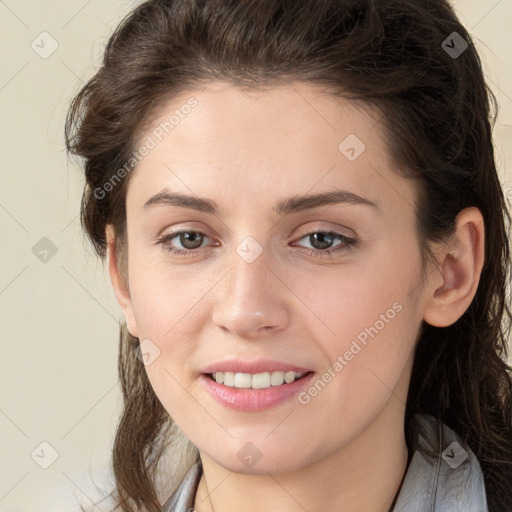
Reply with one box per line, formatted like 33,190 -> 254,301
200,372 -> 316,412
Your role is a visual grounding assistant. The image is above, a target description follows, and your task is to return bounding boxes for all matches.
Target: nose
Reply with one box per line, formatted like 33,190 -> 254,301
211,256 -> 290,339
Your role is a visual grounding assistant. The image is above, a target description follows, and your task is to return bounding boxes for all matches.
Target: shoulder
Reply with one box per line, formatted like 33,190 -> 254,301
393,413 -> 488,511
162,458 -> 202,512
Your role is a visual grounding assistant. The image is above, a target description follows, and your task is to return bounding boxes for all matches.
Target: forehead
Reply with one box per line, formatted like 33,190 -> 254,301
126,80 -> 416,219
144,80 -> 381,148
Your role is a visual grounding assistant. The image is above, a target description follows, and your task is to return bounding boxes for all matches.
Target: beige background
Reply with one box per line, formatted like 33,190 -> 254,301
0,1 -> 511,510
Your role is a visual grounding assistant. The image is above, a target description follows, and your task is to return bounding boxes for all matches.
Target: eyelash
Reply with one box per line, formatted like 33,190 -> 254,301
155,229 -> 358,259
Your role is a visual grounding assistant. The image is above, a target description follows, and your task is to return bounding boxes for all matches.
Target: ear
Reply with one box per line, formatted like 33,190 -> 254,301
423,207 -> 485,327
106,225 -> 139,338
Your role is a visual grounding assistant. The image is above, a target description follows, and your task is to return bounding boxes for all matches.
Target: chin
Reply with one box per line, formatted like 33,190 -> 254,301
203,442 -> 314,476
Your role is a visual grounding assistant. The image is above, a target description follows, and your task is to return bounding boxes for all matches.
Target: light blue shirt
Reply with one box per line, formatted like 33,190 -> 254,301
162,413 -> 488,511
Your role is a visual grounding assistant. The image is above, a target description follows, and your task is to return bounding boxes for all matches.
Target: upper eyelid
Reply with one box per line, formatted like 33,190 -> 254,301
159,219 -> 356,238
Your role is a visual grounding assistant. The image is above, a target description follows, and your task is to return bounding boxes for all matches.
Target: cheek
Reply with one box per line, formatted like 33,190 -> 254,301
296,300 -> 415,446
296,254 -> 411,340
126,261 -> 224,409
294,256 -> 418,399
128,249 -> 210,338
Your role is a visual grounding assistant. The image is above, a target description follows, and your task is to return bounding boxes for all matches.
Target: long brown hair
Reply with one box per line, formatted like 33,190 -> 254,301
65,1 -> 512,510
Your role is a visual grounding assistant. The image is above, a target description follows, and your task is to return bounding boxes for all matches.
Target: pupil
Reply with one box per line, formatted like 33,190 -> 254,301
312,233 -> 332,249
182,232 -> 202,249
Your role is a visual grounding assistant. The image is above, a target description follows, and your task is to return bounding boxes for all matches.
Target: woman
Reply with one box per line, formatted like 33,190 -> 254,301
65,0 -> 512,511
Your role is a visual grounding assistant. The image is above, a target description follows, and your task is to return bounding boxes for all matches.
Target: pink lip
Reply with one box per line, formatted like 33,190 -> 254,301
200,371 -> 316,412
199,359 -> 312,375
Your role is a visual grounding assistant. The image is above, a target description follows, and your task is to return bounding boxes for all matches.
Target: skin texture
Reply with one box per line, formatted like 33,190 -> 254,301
106,81 -> 485,512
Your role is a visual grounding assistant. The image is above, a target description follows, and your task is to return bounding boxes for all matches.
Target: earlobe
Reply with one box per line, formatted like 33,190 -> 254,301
106,225 -> 140,338
423,207 -> 485,328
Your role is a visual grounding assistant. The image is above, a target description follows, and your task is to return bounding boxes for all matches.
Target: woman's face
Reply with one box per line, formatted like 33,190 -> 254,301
112,81 -> 435,474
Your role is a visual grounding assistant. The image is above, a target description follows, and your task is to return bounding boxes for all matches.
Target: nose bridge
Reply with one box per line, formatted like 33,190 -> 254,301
211,248 -> 289,336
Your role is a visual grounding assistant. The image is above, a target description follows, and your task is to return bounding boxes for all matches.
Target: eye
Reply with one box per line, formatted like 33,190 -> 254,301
155,229 -> 358,259
156,230 -> 211,256
293,231 -> 358,258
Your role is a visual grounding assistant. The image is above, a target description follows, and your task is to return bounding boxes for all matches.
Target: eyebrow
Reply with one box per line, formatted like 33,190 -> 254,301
143,188 -> 381,216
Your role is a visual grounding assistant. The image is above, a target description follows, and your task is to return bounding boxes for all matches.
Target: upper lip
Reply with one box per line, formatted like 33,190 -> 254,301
200,359 -> 313,375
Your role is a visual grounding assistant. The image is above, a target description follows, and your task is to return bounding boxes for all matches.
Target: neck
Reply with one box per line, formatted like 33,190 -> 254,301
193,399 -> 410,512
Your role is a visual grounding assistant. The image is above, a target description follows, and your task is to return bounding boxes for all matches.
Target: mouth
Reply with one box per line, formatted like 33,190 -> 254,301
205,370 -> 314,390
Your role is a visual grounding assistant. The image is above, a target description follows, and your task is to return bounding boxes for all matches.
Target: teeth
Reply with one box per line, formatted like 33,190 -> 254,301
212,371 -> 305,389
